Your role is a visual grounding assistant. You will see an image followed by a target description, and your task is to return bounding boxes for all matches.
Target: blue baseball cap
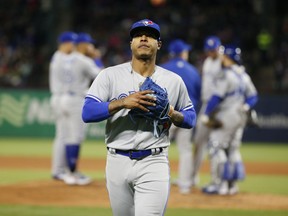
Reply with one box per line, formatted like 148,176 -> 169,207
204,36 -> 221,50
168,39 -> 192,54
222,44 -> 242,64
130,19 -> 161,40
75,33 -> 95,44
58,31 -> 77,43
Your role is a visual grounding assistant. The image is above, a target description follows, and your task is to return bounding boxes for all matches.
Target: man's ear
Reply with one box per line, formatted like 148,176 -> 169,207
157,40 -> 162,50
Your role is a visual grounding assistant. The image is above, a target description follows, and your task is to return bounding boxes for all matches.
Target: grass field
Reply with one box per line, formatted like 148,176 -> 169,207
0,138 -> 288,216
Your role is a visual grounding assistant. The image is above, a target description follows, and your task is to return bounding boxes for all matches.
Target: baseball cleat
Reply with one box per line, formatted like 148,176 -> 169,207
202,183 -> 219,194
63,172 -> 93,186
229,184 -> 239,195
179,187 -> 191,195
63,173 -> 77,185
202,181 -> 229,195
74,172 -> 93,185
217,181 -> 229,195
52,173 -> 66,181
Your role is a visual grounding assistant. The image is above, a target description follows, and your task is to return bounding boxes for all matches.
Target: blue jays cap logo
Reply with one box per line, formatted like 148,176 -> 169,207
207,39 -> 215,46
130,19 -> 161,40
204,36 -> 221,50
142,20 -> 154,26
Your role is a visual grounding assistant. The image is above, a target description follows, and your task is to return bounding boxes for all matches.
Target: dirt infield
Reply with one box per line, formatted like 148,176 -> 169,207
0,156 -> 288,210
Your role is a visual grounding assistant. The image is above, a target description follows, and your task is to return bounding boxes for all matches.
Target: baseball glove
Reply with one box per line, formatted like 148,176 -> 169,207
206,117 -> 223,129
246,109 -> 259,128
200,114 -> 223,129
129,77 -> 171,123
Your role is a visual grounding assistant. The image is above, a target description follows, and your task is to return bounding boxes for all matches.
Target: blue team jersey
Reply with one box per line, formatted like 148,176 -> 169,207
161,57 -> 201,109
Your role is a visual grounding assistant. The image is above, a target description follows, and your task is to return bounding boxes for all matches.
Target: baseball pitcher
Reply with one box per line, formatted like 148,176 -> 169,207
82,19 -> 196,216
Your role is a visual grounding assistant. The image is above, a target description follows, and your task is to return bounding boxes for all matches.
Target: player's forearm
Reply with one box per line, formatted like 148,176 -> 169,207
170,109 -> 184,126
82,97 -> 127,123
108,98 -> 126,115
171,107 -> 197,128
82,97 -> 111,122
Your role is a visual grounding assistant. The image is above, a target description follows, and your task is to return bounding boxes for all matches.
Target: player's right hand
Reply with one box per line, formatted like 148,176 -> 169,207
122,90 -> 156,112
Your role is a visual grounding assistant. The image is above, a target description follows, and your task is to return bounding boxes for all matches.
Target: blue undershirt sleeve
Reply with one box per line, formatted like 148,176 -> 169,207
82,97 -> 111,123
179,107 -> 197,129
245,95 -> 258,108
204,95 -> 223,115
94,58 -> 104,68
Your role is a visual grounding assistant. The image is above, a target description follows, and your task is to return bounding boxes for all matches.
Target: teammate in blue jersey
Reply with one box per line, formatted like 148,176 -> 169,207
82,19 -> 196,215
161,39 -> 201,194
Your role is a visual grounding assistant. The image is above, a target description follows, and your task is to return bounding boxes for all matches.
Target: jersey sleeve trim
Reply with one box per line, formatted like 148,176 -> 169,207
179,106 -> 197,129
85,94 -> 103,102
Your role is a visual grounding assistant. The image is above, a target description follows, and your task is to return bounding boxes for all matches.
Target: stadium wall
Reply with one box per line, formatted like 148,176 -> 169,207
0,89 -> 287,142
0,89 -> 105,139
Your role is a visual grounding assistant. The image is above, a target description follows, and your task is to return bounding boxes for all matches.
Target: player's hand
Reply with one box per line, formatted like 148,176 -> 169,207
200,114 -> 223,129
86,44 -> 102,59
122,90 -> 156,112
238,104 -> 251,120
108,90 -> 156,115
240,103 -> 250,113
200,114 -> 209,124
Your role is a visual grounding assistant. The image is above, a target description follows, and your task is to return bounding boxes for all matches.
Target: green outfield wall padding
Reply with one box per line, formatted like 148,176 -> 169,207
0,89 -> 105,139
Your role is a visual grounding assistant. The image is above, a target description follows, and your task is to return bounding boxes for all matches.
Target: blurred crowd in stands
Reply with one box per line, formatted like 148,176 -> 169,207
0,0 -> 288,94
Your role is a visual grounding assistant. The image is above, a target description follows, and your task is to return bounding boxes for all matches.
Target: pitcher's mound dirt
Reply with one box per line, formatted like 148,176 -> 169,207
0,180 -> 288,210
0,156 -> 288,210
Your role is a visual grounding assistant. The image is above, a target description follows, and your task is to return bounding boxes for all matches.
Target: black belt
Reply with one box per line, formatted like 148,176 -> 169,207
107,147 -> 164,160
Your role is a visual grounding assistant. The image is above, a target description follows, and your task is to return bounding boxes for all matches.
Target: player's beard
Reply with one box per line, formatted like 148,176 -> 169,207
135,51 -> 155,62
137,53 -> 151,61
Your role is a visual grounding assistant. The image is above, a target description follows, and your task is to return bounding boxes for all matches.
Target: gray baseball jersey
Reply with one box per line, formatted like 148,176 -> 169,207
194,55 -> 222,143
201,56 -> 222,102
49,51 -> 70,95
49,50 -> 102,176
193,56 -> 222,177
236,65 -> 258,101
207,65 -> 257,193
50,51 -> 101,96
228,64 -> 257,147
86,62 -> 192,150
209,64 -> 255,146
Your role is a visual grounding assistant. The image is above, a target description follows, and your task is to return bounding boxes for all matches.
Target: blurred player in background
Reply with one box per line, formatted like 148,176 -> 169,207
200,44 -> 258,195
49,32 -> 103,185
161,39 -> 201,194
192,36 -> 222,186
49,31 -> 77,183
